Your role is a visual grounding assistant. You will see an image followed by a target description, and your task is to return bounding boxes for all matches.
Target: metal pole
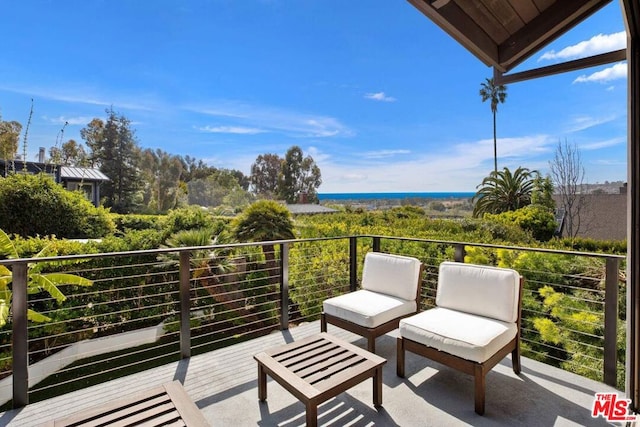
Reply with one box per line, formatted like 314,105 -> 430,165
372,236 -> 381,253
179,251 -> 191,359
349,237 -> 358,292
280,243 -> 289,330
454,244 -> 466,263
12,262 -> 28,408
603,257 -> 619,386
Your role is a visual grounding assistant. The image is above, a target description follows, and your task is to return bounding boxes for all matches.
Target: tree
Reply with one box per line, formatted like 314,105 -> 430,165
531,174 -> 555,210
250,153 -> 282,198
81,108 -> 142,213
140,148 -> 184,212
549,140 -> 587,239
187,170 -> 252,208
480,77 -> 507,174
49,139 -> 88,167
279,146 -> 322,203
472,166 -> 537,217
0,118 -> 21,173
179,155 -> 216,182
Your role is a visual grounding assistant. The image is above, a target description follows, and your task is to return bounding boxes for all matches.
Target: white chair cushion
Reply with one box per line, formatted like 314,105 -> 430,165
399,307 -> 518,363
361,252 -> 422,301
436,262 -> 520,323
323,289 -> 417,328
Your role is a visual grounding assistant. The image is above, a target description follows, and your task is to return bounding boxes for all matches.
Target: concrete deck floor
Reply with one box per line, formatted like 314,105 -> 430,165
0,321 -> 622,426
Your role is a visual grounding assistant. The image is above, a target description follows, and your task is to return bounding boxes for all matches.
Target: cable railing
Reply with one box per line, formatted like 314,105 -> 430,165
0,235 -> 625,409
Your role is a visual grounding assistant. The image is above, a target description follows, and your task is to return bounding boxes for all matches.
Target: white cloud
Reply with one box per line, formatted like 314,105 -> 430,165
581,137 -> 625,150
362,149 -> 410,159
566,114 -> 617,133
364,92 -> 396,102
197,125 -> 265,134
573,63 -> 627,84
0,84 -> 155,111
539,31 -> 626,61
317,134 -> 555,192
43,115 -> 94,126
186,101 -> 352,138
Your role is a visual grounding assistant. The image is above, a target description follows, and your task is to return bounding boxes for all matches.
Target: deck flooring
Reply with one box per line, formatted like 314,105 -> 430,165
0,321 -> 620,426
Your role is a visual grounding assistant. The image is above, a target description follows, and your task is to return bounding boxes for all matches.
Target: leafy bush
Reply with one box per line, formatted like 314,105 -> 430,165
0,173 -> 114,238
162,206 -> 217,236
111,214 -> 163,232
484,205 -> 557,241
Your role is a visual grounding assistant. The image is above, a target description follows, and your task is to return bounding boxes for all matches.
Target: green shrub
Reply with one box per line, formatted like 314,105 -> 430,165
484,205 -> 557,241
111,214 -> 163,232
163,206 -> 217,236
0,173 -> 115,238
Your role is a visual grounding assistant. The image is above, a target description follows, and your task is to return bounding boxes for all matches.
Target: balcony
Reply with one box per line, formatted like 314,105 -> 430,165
0,235 -> 627,425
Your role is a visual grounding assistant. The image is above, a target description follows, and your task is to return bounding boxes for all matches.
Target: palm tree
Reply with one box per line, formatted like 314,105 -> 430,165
472,167 -> 537,217
158,228 -> 245,312
480,77 -> 507,173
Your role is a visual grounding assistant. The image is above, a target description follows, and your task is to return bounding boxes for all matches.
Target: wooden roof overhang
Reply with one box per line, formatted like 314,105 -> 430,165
408,0 -> 640,411
408,0 -> 625,82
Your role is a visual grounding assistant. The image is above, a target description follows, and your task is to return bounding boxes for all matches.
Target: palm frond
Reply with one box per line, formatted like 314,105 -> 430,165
27,309 -> 51,323
0,299 -> 8,328
0,229 -> 18,259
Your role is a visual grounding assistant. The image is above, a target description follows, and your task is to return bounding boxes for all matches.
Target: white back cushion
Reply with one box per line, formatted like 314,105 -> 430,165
436,262 -> 520,323
361,252 -> 422,301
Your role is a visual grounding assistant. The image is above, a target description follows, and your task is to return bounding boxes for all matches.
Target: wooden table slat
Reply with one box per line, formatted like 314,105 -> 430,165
283,346 -> 348,371
106,402 -> 177,427
266,335 -> 326,357
303,355 -> 366,385
295,352 -> 360,380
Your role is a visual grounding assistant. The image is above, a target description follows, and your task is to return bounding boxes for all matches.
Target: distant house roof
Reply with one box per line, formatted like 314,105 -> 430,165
60,166 -> 109,182
285,204 -> 338,215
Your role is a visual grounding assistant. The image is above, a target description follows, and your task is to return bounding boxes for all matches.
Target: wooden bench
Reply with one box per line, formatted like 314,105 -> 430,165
45,380 -> 209,427
254,332 -> 386,427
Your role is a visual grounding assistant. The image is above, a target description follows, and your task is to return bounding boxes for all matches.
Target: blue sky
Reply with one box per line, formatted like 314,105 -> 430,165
0,1 -> 627,193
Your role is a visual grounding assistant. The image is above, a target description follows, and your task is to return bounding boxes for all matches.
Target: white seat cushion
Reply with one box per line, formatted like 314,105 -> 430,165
436,262 -> 520,323
323,289 -> 417,328
362,252 -> 422,301
399,307 -> 517,363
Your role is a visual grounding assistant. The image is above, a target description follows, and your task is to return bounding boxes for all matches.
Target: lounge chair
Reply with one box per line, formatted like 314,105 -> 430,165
397,261 -> 523,415
321,252 -> 423,353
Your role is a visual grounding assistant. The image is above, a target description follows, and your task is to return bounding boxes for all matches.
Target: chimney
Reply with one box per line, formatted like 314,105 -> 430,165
38,147 -> 45,163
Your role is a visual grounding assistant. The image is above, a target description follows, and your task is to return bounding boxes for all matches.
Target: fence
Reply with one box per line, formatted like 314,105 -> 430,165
0,235 -> 625,408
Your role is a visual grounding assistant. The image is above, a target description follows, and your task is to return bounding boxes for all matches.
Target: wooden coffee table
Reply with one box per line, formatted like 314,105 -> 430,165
254,332 -> 386,427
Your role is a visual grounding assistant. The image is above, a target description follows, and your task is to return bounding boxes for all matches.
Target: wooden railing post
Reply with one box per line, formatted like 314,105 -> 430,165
179,251 -> 191,359
349,237 -> 358,292
454,244 -> 466,262
280,243 -> 289,330
12,262 -> 28,408
604,257 -> 620,386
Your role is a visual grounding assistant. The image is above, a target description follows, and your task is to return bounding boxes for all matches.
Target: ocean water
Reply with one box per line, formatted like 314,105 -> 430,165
318,192 -> 475,201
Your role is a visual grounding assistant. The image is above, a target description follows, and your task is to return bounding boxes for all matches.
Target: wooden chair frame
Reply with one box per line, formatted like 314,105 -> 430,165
396,276 -> 523,415
321,262 -> 424,354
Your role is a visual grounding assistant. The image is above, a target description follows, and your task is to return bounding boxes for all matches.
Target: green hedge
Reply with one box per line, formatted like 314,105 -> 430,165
0,173 -> 114,238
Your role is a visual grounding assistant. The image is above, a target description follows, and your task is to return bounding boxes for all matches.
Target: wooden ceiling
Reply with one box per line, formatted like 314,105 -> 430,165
407,0 -> 614,73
